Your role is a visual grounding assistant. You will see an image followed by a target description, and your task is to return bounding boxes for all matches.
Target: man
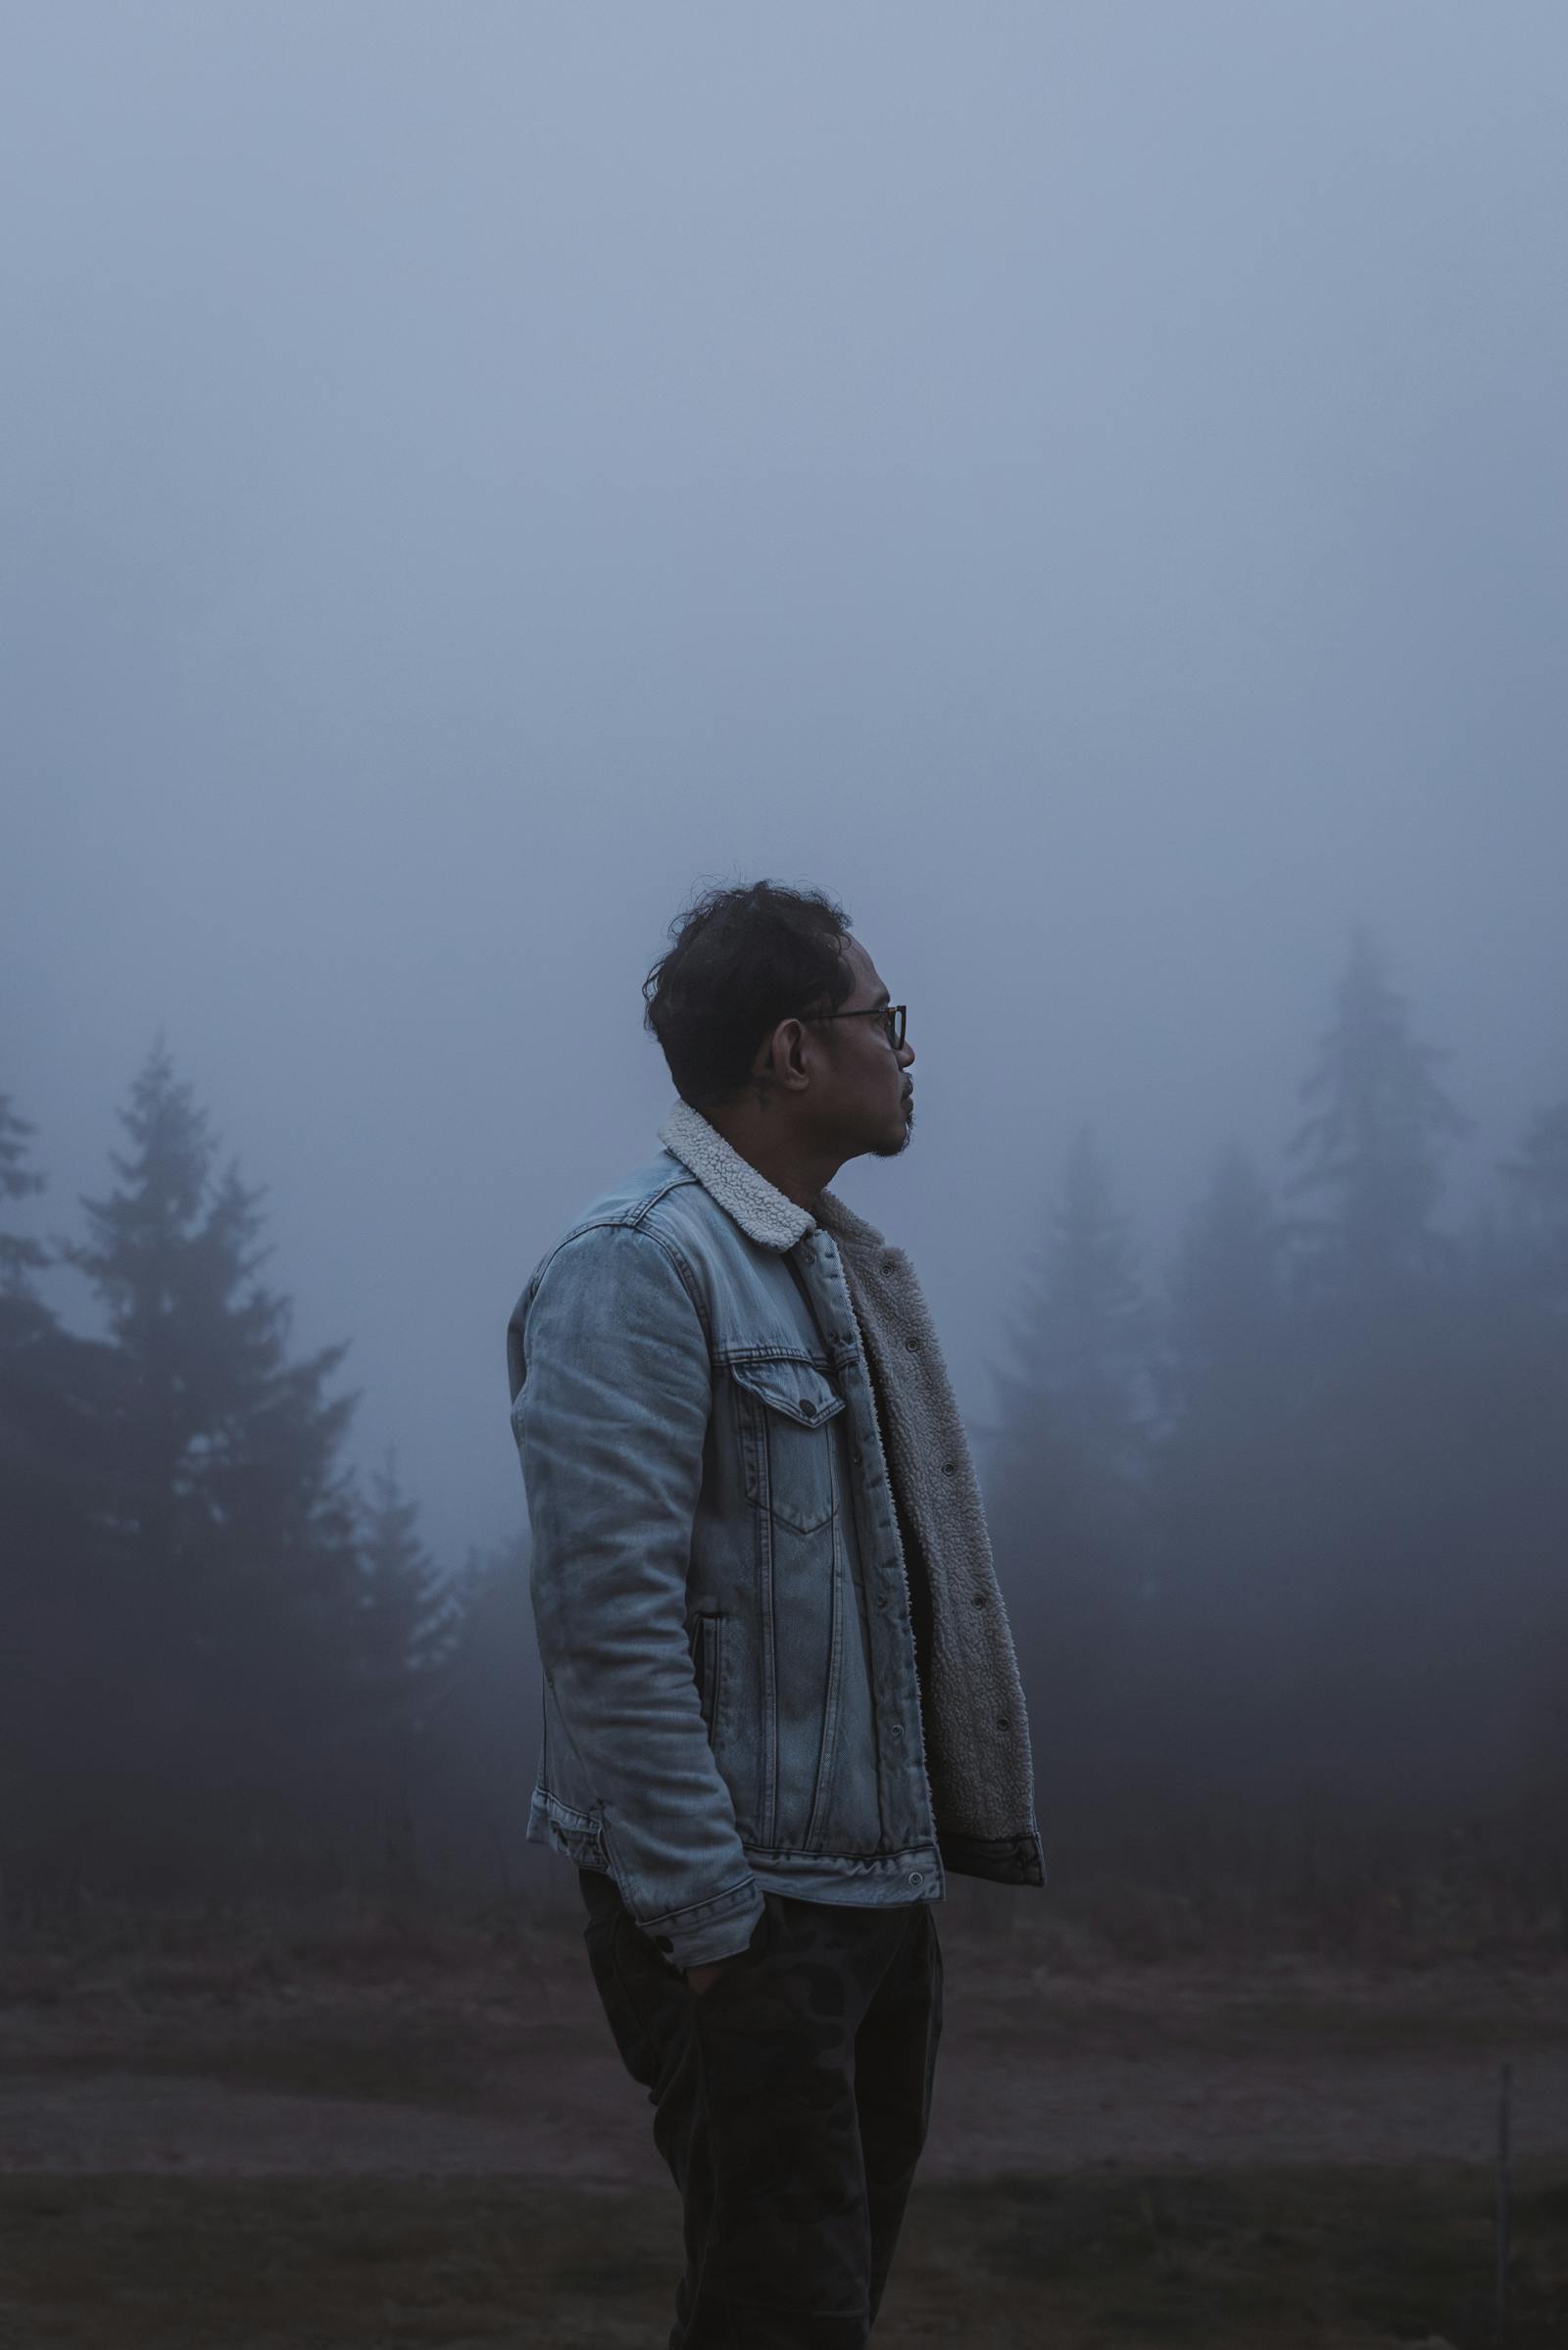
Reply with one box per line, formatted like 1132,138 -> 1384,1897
506,880 -> 1043,2349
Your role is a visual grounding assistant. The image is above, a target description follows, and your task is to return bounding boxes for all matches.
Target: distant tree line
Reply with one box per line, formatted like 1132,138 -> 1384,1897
1,924 -> 1564,1931
0,1042 -> 537,1907
985,926 -> 1568,1920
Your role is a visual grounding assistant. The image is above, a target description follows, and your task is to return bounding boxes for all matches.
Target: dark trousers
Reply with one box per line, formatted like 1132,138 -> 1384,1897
577,1867 -> 943,2349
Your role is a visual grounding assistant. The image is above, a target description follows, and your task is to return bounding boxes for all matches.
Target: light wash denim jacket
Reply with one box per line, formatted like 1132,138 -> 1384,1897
507,1102 -> 1044,1970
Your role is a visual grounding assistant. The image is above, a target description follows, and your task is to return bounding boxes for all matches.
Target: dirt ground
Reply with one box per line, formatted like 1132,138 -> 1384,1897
2,1897 -> 1566,2345
2,1900 -> 1565,2181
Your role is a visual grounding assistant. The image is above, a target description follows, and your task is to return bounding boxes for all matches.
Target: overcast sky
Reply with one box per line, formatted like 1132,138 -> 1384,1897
5,3 -> 1566,1568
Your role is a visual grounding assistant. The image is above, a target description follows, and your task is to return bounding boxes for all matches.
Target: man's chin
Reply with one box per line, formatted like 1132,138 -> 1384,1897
869,1112 -> 914,1160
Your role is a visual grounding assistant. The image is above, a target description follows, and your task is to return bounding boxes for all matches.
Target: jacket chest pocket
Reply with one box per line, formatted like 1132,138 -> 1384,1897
732,1357 -> 847,1536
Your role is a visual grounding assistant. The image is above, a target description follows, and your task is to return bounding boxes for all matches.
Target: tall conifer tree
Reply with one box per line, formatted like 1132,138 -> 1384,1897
424,1532 -> 539,1896
0,1090 -> 47,1297
1273,936 -> 1489,1813
0,1089 -> 122,1889
62,1041 -> 363,1885
1284,925 -> 1471,1301
985,1128 -> 1152,1815
351,1449 -> 457,1897
1141,1147 -> 1319,1815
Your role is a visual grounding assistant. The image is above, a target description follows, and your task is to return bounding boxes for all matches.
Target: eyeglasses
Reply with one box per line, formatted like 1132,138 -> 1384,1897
803,1003 -> 907,1051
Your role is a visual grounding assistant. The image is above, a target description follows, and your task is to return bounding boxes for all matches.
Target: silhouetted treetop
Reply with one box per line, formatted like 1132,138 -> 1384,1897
1284,926 -> 1471,1294
0,1087 -> 48,1296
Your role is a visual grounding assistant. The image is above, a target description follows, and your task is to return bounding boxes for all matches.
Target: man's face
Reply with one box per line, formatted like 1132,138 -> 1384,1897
803,935 -> 916,1161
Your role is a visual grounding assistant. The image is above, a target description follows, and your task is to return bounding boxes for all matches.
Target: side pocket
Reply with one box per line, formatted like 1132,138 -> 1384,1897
702,1612 -> 723,1735
691,1611 -> 725,1741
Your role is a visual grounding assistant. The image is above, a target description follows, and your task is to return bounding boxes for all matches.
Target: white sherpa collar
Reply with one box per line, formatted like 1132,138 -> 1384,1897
657,1101 -> 816,1252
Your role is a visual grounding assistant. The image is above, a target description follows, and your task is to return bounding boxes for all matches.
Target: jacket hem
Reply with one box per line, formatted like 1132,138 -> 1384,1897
532,1815 -> 947,1915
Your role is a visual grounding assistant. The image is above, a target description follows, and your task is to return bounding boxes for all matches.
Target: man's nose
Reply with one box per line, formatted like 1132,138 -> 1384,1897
898,1040 -> 915,1070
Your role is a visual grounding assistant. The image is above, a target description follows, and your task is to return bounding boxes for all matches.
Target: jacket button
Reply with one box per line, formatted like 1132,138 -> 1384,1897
907,1870 -> 923,1887
802,1401 -> 818,1419
890,1724 -> 905,1741
905,1335 -> 920,1350
997,1716 -> 1010,1731
972,1589 -> 990,1605
942,1461 -> 957,1475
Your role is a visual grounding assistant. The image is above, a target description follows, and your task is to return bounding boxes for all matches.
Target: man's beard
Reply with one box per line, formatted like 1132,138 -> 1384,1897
869,1102 -> 914,1158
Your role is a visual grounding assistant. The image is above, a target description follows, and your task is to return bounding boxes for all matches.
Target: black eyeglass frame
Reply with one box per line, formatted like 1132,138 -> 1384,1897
801,1003 -> 907,1050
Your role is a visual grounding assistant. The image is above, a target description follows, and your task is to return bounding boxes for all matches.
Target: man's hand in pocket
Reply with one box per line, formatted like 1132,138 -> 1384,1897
684,1954 -> 740,1998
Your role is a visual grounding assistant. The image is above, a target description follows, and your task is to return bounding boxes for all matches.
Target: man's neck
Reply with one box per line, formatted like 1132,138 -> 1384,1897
703,1105 -> 844,1214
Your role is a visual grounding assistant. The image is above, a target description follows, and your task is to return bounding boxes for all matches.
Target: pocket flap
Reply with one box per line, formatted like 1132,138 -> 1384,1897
731,1358 -> 846,1428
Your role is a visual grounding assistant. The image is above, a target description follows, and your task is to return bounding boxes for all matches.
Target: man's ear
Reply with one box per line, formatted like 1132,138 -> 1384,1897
773,1016 -> 811,1089
752,1017 -> 809,1098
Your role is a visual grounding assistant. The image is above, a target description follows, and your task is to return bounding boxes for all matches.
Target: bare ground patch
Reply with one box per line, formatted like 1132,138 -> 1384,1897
2,1904 -> 1564,2181
2,1902 -> 1566,2344
2,2165 -> 1566,2348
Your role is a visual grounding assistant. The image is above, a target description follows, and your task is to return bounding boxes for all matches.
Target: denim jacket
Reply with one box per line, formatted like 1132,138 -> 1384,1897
506,1101 -> 1044,1970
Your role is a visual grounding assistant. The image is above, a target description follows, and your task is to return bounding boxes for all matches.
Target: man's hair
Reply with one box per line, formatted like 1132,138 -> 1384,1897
643,880 -> 855,1109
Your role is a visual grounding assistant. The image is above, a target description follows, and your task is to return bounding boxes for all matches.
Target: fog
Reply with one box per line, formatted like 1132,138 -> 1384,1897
5,2 -> 1566,1572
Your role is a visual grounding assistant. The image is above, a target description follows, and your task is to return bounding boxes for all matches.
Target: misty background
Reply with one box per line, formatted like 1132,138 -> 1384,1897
4,5 -> 1567,1926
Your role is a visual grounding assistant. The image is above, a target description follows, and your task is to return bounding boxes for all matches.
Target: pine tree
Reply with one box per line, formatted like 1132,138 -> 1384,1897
425,1532 -> 540,1899
0,1089 -> 47,1297
1274,937 -> 1498,1817
0,1088 -> 122,1893
357,1449 -> 453,1697
60,1039 -> 364,1887
1160,1146 -> 1286,1411
985,1128 -> 1153,1818
350,1449 -> 457,1901
1141,1147 -> 1318,1815
994,1126 -> 1151,1456
1284,925 -> 1472,1302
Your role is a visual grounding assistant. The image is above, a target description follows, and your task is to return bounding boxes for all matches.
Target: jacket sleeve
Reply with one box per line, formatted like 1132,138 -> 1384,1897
509,1220 -> 762,1970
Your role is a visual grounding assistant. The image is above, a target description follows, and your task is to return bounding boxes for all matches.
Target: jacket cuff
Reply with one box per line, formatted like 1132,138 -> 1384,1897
642,1876 -> 763,1971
